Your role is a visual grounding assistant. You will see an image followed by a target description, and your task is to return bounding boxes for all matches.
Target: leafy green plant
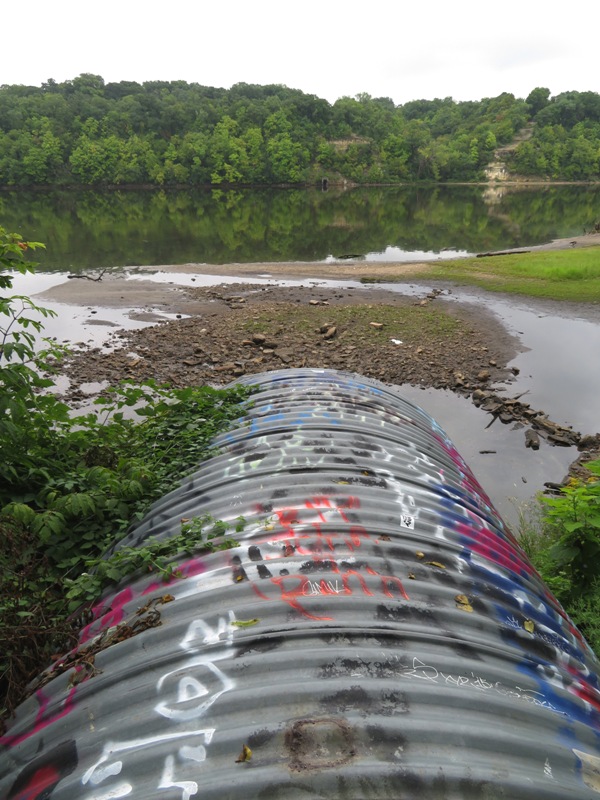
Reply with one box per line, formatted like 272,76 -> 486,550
0,228 -> 253,726
520,461 -> 600,653
542,460 -> 600,596
64,514 -> 246,610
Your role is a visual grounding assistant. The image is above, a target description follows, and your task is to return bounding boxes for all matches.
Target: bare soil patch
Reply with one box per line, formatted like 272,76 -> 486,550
61,283 -> 520,399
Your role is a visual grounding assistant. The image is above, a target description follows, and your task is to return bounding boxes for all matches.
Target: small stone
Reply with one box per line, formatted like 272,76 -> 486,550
323,326 -> 337,340
252,333 -> 267,345
477,370 -> 490,382
276,348 -> 294,364
525,430 -> 540,450
369,322 -> 384,329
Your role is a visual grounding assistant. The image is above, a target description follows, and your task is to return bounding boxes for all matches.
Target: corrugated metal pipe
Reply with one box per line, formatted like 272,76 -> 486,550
2,368 -> 600,799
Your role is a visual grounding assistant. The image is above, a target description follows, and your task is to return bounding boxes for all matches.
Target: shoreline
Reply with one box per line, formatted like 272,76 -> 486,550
36,232 -> 600,313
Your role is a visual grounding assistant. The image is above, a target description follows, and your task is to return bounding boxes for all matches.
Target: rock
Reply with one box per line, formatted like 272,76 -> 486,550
522,408 -> 539,418
276,348 -> 294,364
548,432 -> 577,447
482,401 -> 503,414
323,326 -> 337,340
252,333 -> 266,345
578,434 -> 600,451
477,370 -> 491,382
214,362 -> 236,372
525,430 -> 540,450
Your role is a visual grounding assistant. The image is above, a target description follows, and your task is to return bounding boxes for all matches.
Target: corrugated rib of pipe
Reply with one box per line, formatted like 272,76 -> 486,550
2,368 -> 600,800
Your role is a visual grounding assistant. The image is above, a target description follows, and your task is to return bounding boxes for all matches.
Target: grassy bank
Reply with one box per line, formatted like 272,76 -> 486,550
362,246 -> 600,302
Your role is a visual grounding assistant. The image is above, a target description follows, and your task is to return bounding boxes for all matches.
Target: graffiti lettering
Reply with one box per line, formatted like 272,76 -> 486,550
82,613 -> 235,799
399,657 -> 558,712
252,564 -> 408,619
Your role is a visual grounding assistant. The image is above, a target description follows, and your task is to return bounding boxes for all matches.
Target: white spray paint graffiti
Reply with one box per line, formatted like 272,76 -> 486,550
82,611 -> 236,799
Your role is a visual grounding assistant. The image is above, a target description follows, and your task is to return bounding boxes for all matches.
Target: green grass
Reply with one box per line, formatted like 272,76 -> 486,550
361,246 -> 600,302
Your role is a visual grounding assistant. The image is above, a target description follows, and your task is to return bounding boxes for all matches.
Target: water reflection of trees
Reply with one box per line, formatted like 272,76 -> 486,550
0,185 -> 599,270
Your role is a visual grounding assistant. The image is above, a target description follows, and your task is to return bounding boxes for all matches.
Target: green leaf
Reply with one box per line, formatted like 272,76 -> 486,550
564,521 -> 585,533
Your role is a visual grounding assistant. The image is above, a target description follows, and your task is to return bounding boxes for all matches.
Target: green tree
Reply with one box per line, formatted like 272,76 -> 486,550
526,87 -> 551,117
208,116 -> 248,184
69,135 -> 122,183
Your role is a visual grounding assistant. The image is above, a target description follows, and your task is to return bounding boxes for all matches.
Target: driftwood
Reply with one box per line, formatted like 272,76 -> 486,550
67,269 -> 107,282
476,250 -> 531,258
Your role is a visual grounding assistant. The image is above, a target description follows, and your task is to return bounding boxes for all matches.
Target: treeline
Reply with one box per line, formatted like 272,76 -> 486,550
509,89 -> 600,180
0,75 -> 598,186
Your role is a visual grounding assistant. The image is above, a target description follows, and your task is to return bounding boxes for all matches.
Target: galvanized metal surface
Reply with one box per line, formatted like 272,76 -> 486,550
2,368 -> 600,799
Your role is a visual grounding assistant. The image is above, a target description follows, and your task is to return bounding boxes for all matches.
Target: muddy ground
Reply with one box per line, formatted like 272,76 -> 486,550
62,282 -> 518,397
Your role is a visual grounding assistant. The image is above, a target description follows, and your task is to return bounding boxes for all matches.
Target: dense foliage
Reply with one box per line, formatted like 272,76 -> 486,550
0,74 -> 540,185
510,89 -> 600,180
521,461 -> 600,653
0,226 -> 252,724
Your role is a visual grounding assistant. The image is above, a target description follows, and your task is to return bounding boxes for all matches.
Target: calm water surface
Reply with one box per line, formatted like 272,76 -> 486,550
2,184 -> 600,270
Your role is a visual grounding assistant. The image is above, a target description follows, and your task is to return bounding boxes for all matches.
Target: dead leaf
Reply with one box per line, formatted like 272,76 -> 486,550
231,618 -> 260,628
427,561 -> 446,569
523,619 -> 535,633
455,594 -> 473,612
236,744 -> 252,763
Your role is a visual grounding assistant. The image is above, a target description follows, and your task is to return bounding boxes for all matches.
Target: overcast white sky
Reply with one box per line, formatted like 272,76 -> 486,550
3,1 -> 598,104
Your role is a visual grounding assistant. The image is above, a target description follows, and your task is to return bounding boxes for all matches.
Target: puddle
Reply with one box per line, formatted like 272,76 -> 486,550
126,269 -> 361,291
5,271 -> 184,350
396,385 -> 575,530
326,246 -> 472,263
